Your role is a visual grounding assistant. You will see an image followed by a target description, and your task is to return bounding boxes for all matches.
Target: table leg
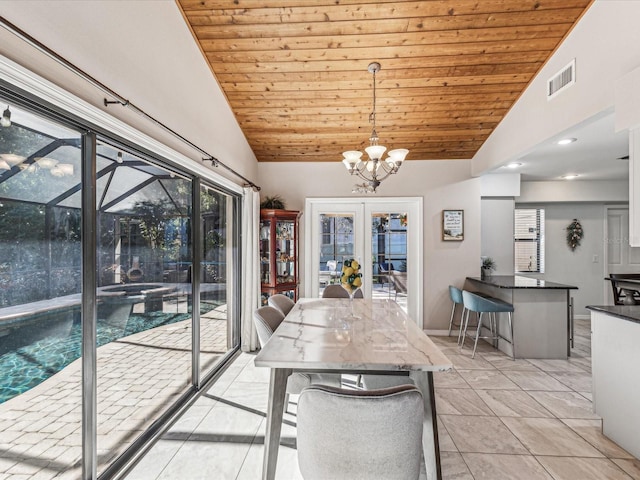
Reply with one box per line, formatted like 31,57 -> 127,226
410,371 -> 441,480
262,367 -> 291,480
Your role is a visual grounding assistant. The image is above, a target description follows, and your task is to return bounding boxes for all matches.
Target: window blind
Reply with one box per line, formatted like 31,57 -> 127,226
514,208 -> 545,273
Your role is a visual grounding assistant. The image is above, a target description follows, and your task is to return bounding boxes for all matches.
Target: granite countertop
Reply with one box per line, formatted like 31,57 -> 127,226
467,275 -> 578,290
587,305 -> 640,324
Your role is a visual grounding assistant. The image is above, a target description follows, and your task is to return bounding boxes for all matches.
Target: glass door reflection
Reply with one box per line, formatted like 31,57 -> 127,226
318,213 -> 355,297
371,212 -> 408,312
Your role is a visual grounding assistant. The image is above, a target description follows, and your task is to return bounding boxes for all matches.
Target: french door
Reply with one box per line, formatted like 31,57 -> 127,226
305,197 -> 423,327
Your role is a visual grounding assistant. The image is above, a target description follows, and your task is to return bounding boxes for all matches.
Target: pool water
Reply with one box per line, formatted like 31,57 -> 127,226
0,310 -> 190,403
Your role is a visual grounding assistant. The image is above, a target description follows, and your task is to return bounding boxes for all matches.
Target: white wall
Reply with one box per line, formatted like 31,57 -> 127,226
0,1 -> 258,186
481,199 -> 515,275
257,160 -> 481,331
473,0 -> 640,174
519,180 -> 629,204
518,202 -> 606,316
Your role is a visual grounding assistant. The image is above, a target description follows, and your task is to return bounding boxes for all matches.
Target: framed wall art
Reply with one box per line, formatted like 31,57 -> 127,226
442,209 -> 464,241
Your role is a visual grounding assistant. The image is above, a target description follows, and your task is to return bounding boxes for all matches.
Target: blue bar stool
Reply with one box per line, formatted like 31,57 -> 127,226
460,290 -> 515,359
447,286 -> 466,344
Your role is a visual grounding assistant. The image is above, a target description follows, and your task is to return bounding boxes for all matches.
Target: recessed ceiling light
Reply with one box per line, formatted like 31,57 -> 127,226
561,174 -> 579,180
502,162 -> 522,169
557,138 -> 577,145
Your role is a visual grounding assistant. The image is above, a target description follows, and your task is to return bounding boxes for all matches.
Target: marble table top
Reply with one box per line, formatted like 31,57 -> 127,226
254,298 -> 452,372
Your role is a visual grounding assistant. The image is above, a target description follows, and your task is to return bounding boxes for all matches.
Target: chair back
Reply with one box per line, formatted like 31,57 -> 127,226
379,261 -> 394,273
267,294 -> 295,316
297,384 -> 423,480
253,306 -> 285,347
608,273 -> 640,305
322,284 -> 364,299
391,271 -> 407,295
449,285 -> 463,305
462,290 -> 513,314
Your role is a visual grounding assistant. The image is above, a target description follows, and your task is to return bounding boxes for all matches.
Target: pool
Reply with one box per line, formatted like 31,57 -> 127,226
0,305 -> 190,404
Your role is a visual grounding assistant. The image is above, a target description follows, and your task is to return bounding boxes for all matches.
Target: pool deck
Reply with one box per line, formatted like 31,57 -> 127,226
0,298 -> 230,480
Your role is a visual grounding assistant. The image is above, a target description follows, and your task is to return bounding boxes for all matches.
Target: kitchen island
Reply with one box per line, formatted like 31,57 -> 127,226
465,275 -> 577,359
587,305 -> 640,460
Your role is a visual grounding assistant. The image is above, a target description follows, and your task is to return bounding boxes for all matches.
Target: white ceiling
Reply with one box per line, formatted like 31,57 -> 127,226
489,110 -> 629,182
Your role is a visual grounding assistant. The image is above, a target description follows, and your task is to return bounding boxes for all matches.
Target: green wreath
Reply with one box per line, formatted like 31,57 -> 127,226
566,219 -> 583,251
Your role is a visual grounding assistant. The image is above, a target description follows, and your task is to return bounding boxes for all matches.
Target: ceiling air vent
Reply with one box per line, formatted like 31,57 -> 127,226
547,59 -> 576,100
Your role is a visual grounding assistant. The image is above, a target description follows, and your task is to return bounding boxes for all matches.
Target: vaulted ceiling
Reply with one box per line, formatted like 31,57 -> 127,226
177,0 -> 593,163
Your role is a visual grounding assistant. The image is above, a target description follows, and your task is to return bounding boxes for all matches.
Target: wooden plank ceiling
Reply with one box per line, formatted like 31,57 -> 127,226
177,0 -> 592,162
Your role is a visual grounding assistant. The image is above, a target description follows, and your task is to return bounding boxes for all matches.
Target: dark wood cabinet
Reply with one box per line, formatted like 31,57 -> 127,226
259,209 -> 301,305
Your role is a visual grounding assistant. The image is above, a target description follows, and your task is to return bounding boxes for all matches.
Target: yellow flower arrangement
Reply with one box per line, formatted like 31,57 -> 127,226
341,258 -> 362,295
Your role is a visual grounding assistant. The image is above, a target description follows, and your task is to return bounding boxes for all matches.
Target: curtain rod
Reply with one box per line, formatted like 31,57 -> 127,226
0,16 -> 260,191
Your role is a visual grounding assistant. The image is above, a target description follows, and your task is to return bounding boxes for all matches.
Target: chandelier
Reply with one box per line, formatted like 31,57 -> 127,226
342,62 -> 408,193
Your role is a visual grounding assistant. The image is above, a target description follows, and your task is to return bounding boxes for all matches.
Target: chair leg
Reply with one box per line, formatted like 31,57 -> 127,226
492,313 -> 498,349
508,312 -> 515,360
284,393 -> 290,414
457,307 -> 466,345
459,308 -> 470,350
472,313 -> 483,359
448,303 -> 457,336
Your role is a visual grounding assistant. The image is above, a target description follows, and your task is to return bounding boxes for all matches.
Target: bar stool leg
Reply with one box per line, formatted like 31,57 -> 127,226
492,313 -> 498,349
460,309 -> 470,350
508,312 -> 515,360
487,313 -> 493,348
457,307 -> 467,345
472,312 -> 484,358
448,303 -> 457,336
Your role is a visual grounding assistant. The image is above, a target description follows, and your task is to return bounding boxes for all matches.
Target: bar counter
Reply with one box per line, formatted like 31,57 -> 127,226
465,275 -> 577,359
587,304 -> 640,459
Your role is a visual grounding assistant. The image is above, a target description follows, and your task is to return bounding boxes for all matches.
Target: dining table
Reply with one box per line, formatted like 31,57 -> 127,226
254,297 -> 453,480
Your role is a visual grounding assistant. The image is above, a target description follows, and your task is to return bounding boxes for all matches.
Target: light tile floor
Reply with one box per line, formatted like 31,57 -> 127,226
125,318 -> 640,480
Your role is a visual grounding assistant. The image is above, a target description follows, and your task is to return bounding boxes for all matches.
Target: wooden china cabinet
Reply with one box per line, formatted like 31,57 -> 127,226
259,209 -> 301,305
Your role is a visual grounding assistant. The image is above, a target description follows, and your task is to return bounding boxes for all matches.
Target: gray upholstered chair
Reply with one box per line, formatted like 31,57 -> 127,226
390,270 -> 407,300
253,306 -> 285,348
267,293 -> 295,316
297,384 -> 424,480
252,307 -> 341,410
322,284 -> 364,299
460,290 -> 515,359
448,285 -> 465,342
360,373 -> 414,390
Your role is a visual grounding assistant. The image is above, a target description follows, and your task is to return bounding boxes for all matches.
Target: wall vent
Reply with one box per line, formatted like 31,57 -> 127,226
547,59 -> 576,100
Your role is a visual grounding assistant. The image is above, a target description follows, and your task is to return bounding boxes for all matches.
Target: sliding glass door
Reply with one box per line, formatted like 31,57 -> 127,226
0,92 -> 242,479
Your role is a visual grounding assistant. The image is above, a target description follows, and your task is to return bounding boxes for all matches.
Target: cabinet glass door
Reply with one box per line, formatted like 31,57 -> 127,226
275,220 -> 295,284
259,220 -> 271,285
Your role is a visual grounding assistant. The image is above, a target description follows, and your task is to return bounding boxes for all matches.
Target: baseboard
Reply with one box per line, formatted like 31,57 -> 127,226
426,317 -> 588,337
424,329 -> 452,336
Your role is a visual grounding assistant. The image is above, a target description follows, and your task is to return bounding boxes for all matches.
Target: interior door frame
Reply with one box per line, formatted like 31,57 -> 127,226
603,204 -> 635,303
305,197 -> 423,327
